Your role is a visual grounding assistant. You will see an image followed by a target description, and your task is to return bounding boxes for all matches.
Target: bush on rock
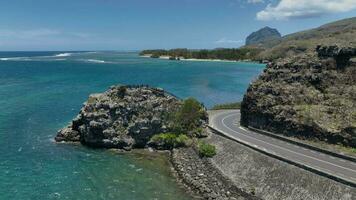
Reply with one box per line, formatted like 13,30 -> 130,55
149,133 -> 192,150
197,141 -> 216,157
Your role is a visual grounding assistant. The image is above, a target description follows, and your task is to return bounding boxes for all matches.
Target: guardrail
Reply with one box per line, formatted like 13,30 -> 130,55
247,126 -> 356,163
208,125 -> 356,188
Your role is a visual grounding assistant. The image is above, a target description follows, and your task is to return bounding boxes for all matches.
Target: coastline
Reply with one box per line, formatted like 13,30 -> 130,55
140,54 -> 254,63
170,146 -> 258,200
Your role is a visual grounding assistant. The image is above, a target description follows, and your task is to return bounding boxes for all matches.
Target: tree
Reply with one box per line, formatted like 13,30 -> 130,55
174,98 -> 207,132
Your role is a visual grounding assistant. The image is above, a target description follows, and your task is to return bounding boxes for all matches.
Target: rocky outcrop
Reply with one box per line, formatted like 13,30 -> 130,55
56,85 -> 182,150
316,45 -> 356,67
245,26 -> 281,46
241,46 -> 356,147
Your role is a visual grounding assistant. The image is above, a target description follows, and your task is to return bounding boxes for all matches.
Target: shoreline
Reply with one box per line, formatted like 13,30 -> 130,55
170,146 -> 258,200
140,55 -> 257,63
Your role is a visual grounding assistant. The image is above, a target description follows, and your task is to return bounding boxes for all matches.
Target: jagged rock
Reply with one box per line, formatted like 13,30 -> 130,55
316,45 -> 356,67
241,46 -> 356,147
56,85 -> 183,149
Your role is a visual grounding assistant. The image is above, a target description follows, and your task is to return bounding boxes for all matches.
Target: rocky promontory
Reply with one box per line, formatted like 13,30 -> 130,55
241,45 -> 356,147
56,85 -> 184,150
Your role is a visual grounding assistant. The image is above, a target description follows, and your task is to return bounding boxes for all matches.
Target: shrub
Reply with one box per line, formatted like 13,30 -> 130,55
176,134 -> 192,146
149,133 -> 191,149
189,127 -> 207,138
174,98 -> 207,133
211,102 -> 241,110
197,141 -> 216,157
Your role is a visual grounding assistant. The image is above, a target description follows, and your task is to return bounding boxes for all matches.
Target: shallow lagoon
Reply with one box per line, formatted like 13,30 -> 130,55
0,52 -> 264,199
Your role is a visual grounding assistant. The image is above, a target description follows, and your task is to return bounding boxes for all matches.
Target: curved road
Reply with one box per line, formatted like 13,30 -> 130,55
209,110 -> 356,186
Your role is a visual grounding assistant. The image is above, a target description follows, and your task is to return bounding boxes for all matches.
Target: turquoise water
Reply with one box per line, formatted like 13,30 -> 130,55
0,51 -> 264,199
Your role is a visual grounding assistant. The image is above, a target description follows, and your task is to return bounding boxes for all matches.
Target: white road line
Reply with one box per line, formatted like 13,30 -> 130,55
220,113 -> 356,174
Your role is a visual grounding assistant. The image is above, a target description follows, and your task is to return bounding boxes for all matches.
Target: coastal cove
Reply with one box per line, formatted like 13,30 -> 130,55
0,51 -> 265,199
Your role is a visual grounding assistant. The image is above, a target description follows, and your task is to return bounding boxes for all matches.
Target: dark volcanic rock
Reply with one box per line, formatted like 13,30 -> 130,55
316,45 -> 356,67
241,46 -> 356,147
55,85 -> 182,149
245,26 -> 281,46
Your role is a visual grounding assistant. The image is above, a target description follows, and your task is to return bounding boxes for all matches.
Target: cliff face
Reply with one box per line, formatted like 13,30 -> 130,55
241,46 -> 356,147
245,26 -> 281,46
56,85 -> 182,150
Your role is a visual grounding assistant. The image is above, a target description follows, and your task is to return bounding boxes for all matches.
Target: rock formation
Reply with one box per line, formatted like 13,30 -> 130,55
241,46 -> 356,147
56,85 -> 183,150
245,26 -> 281,46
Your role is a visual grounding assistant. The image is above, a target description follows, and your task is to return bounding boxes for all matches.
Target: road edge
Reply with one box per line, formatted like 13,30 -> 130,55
208,125 -> 356,188
247,126 -> 356,163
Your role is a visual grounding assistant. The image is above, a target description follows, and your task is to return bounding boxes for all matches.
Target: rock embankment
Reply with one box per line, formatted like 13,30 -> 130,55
171,147 -> 259,200
241,45 -> 356,147
56,85 -> 182,150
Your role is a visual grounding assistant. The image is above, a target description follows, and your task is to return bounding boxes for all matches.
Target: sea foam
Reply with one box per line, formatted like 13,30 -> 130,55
55,53 -> 72,57
86,59 -> 106,63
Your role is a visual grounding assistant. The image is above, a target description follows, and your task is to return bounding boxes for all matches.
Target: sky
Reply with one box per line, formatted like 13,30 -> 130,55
0,0 -> 355,51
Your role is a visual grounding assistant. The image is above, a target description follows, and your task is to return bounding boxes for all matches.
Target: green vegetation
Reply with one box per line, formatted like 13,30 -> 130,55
149,97 -> 208,150
197,141 -> 216,157
211,102 -> 241,110
140,47 -> 263,61
149,133 -> 192,149
173,97 -> 207,134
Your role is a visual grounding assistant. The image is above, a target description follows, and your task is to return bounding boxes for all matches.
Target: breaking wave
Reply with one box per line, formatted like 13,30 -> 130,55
85,59 -> 107,63
54,53 -> 72,57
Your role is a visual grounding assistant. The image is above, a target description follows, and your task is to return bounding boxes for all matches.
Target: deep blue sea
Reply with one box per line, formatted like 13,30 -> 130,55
0,51 -> 264,199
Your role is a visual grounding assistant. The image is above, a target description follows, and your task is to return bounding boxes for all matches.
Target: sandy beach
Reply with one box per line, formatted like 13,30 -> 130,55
140,54 -> 246,63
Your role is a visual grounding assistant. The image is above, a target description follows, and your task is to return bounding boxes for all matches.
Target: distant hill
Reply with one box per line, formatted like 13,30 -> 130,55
245,26 -> 281,46
248,17 -> 356,60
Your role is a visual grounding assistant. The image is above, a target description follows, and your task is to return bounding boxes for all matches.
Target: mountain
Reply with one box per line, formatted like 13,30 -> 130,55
245,26 -> 282,46
250,17 -> 356,60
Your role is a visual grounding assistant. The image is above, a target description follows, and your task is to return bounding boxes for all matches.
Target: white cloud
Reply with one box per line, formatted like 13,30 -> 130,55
257,0 -> 356,21
247,0 -> 264,4
215,38 -> 243,44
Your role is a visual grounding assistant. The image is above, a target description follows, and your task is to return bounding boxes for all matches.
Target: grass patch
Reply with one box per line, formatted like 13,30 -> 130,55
211,102 -> 241,110
197,141 -> 216,157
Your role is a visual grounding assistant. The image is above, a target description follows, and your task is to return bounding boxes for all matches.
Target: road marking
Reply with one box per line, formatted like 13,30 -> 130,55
239,126 -> 249,132
219,113 -> 356,174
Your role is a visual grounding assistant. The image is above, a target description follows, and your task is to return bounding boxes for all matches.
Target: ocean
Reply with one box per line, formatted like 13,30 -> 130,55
0,51 -> 264,199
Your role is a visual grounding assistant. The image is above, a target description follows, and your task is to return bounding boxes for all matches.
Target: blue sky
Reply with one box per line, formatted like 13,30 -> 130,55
0,0 -> 355,50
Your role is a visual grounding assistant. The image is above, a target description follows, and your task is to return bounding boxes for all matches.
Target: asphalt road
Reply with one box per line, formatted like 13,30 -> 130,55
209,110 -> 356,186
